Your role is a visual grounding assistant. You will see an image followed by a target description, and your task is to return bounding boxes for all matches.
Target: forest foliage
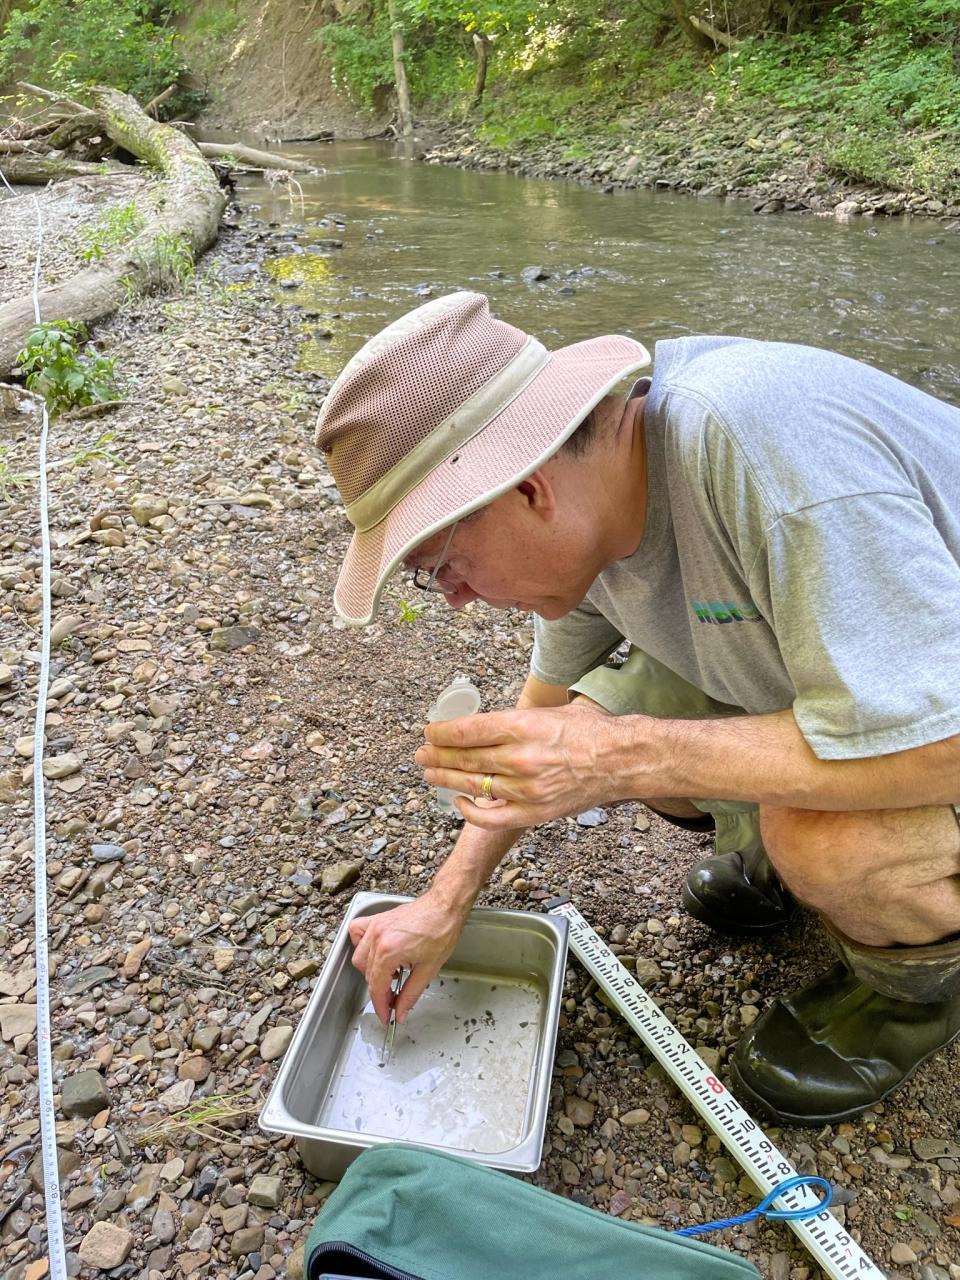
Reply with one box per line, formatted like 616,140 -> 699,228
2,0 -> 958,193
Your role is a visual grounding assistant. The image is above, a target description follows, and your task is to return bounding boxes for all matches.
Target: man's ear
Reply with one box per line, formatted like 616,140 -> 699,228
516,467 -> 556,517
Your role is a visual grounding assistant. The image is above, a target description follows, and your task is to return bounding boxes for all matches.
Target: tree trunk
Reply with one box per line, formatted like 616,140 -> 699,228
471,32 -> 490,109
387,0 -> 414,140
196,141 -> 317,173
0,87 -> 226,375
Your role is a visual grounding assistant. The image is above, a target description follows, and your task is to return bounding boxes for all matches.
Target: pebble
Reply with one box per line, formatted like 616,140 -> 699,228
61,1070 -> 110,1118
260,1025 -> 294,1062
891,1244 -> 919,1265
249,1174 -> 284,1208
77,1222 -> 134,1269
231,1225 -> 265,1258
320,859 -> 362,893
209,624 -> 261,650
42,752 -> 82,779
621,1109 -> 650,1127
131,495 -> 170,525
1,1003 -> 37,1041
91,842 -> 125,862
564,1097 -> 595,1128
151,1208 -> 176,1244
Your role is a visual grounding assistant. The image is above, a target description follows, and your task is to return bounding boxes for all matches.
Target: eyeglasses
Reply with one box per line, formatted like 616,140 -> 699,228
411,521 -> 460,594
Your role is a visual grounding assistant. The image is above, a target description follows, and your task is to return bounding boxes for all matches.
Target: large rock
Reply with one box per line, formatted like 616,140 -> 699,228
78,1221 -> 133,1269
1,1004 -> 37,1042
61,1069 -> 110,1118
320,859 -> 362,894
209,625 -> 261,651
42,752 -> 82,780
131,495 -> 170,526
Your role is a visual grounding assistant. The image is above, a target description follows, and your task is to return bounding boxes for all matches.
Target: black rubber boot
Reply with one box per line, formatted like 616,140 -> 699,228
682,845 -> 796,934
729,928 -> 960,1126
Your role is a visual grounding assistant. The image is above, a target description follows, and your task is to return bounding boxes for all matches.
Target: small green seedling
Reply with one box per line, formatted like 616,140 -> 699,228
72,430 -> 123,468
397,598 -> 426,624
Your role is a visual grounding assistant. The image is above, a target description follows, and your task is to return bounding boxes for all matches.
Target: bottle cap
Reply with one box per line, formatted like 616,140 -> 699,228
429,675 -> 481,722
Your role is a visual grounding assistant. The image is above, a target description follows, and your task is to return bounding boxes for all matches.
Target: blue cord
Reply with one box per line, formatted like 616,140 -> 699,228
673,1176 -> 833,1238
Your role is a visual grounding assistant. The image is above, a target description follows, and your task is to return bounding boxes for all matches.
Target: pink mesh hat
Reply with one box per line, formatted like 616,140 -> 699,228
315,291 -> 650,625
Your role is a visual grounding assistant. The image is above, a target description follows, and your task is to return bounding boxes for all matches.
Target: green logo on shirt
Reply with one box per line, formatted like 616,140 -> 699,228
692,601 -> 763,625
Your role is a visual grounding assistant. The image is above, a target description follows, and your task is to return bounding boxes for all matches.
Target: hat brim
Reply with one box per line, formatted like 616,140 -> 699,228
333,334 -> 651,625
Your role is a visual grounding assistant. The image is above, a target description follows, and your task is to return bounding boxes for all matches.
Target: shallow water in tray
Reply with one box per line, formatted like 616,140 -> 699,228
317,968 -> 543,1154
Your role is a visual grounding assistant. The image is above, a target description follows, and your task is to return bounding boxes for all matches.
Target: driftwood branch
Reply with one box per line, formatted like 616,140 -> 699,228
0,86 -> 227,373
197,141 -> 316,173
144,85 -> 176,118
18,81 -> 88,114
688,14 -> 738,48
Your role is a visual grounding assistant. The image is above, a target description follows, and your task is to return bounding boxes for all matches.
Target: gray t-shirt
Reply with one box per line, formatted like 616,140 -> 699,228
531,336 -> 960,761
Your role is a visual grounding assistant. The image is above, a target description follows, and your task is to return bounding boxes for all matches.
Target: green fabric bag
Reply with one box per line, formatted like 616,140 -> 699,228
306,1145 -> 761,1280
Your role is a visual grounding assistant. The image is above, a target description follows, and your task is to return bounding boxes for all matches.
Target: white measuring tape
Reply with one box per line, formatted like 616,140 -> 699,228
0,163 -> 69,1279
546,898 -> 885,1280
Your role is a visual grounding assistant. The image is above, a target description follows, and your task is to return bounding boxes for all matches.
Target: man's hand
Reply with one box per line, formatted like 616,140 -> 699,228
415,701 -> 627,831
348,892 -> 471,1024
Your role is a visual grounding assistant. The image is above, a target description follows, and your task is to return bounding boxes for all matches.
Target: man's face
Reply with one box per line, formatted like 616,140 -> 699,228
403,489 -> 597,620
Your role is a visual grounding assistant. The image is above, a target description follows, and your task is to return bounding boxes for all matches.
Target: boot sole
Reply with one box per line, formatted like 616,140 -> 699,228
727,1024 -> 960,1127
681,882 -> 794,936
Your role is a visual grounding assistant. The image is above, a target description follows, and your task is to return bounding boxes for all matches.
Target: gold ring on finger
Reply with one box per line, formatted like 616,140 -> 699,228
480,774 -> 495,800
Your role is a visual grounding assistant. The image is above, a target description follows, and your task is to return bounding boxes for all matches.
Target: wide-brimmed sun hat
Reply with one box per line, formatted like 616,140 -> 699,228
315,291 -> 650,625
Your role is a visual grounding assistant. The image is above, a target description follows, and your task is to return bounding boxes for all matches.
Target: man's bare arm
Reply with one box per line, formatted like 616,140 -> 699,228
419,702 -> 960,831
349,672 -> 569,1022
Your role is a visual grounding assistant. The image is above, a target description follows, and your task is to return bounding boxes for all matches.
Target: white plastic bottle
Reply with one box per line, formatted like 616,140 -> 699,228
427,675 -> 482,815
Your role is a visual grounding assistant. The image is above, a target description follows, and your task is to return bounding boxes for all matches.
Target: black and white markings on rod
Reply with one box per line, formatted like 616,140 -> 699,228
545,898 -> 885,1280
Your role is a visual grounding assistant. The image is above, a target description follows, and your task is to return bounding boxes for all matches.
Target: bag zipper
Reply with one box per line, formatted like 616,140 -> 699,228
309,1239 -> 423,1280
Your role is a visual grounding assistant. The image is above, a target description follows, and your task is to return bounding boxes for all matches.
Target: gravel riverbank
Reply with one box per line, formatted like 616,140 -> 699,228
1,189 -> 959,1280
420,99 -> 960,225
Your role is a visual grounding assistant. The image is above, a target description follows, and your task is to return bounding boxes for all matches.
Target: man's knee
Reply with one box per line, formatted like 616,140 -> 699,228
759,806 -> 884,910
759,803 -> 960,914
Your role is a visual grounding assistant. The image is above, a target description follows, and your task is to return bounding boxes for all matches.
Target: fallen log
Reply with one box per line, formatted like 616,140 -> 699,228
0,154 -> 126,183
0,86 -> 226,374
687,15 -> 738,49
197,141 -> 316,173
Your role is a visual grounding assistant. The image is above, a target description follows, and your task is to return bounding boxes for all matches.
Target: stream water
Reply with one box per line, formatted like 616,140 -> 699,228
224,138 -> 960,405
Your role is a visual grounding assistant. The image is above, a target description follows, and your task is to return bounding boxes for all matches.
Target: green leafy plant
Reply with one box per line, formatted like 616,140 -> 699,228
72,431 -> 123,468
75,202 -> 145,263
397,597 -> 426,624
152,232 -> 195,288
16,321 -> 117,417
0,0 -> 189,108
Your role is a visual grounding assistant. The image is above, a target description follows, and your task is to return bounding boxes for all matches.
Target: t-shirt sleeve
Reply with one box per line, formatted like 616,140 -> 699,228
531,602 -> 624,688
749,491 -> 960,759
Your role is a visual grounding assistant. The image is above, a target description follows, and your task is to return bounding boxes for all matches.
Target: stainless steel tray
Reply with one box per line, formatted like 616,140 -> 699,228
259,891 -> 568,1179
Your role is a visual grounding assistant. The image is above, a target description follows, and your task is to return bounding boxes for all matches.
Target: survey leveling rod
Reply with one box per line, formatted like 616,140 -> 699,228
545,898 -> 885,1280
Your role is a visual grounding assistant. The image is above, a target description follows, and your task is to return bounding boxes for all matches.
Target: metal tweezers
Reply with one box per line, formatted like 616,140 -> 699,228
380,969 -> 406,1066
